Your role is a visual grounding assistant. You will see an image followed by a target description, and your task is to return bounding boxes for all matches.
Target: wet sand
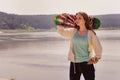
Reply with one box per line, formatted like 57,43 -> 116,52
0,30 -> 120,80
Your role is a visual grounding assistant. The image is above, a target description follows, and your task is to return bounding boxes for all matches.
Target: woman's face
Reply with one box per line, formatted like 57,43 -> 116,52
75,14 -> 85,26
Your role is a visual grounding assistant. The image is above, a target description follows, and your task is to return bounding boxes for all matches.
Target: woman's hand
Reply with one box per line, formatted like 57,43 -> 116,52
87,56 -> 100,64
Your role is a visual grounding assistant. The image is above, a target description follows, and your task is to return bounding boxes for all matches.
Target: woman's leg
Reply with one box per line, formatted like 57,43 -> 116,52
82,63 -> 95,80
69,62 -> 82,80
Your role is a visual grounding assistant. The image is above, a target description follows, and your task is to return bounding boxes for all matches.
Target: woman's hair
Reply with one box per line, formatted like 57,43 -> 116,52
75,12 -> 93,30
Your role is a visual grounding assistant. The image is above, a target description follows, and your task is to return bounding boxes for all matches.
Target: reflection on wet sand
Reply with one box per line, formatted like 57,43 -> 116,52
0,30 -> 120,80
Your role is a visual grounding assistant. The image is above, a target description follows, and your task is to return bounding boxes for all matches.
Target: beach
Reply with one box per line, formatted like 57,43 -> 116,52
0,30 -> 120,80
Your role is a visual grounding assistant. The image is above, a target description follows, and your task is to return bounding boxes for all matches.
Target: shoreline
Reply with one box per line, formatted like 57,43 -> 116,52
0,28 -> 120,33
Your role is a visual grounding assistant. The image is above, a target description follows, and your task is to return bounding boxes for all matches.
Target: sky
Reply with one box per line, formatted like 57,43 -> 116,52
0,0 -> 120,15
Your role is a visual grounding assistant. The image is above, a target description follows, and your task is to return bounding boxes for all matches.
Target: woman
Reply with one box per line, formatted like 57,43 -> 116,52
57,12 -> 102,80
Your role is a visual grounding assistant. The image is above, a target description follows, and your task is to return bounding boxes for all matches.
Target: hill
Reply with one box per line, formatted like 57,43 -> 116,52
0,11 -> 120,29
95,14 -> 120,28
0,11 -> 56,29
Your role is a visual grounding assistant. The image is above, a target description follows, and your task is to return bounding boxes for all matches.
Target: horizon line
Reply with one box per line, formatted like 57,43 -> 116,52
0,11 -> 120,16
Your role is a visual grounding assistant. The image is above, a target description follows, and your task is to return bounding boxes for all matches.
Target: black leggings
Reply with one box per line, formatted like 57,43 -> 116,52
70,62 -> 95,80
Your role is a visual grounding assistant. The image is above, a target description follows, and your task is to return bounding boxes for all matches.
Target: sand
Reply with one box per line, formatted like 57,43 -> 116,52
0,30 -> 120,80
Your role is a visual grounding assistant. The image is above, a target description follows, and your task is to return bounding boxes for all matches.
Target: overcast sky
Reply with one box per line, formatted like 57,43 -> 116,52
0,0 -> 120,15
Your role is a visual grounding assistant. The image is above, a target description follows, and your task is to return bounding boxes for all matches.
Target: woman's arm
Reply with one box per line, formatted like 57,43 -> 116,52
88,31 -> 102,64
92,31 -> 102,59
57,25 -> 75,39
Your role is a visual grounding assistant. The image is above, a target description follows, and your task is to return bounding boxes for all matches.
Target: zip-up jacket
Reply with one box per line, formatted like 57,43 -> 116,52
57,26 -> 102,62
